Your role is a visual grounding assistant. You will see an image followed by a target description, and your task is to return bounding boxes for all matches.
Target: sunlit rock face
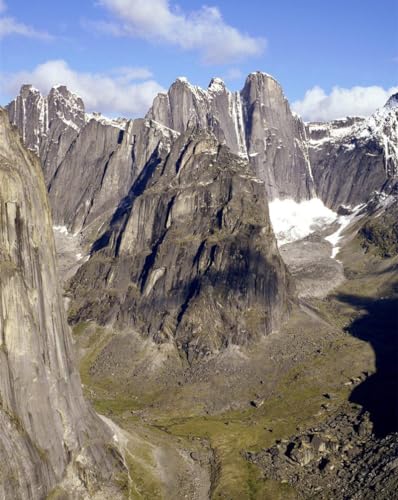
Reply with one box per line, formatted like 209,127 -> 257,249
68,130 -> 293,361
147,72 -> 316,202
0,109 -> 123,499
7,86 -> 178,243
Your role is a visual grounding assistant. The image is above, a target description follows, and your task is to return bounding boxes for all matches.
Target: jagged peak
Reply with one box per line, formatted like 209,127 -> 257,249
242,71 -> 286,101
208,77 -> 226,93
49,84 -> 83,103
18,84 -> 42,98
247,71 -> 279,84
176,76 -> 189,84
385,93 -> 398,109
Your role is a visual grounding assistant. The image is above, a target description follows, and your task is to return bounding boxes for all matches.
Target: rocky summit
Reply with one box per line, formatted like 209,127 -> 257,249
2,69 -> 398,500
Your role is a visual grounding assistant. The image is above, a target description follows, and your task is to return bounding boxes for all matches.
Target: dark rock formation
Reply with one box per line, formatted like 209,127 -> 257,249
247,405 -> 398,499
0,109 -> 124,499
68,130 -> 293,360
308,98 -> 398,209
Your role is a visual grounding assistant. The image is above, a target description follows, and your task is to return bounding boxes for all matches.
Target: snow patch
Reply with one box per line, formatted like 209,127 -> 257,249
86,112 -> 127,130
53,225 -> 69,235
269,198 -> 337,246
325,203 -> 366,260
208,77 -> 226,93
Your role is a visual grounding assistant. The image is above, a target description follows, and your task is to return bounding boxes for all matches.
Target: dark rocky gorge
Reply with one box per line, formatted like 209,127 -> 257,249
1,72 -> 398,499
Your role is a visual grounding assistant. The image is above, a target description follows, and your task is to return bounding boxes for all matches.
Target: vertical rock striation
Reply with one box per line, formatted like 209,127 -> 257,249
307,95 -> 398,209
7,85 -> 85,185
0,109 -> 123,499
69,130 -> 293,361
147,72 -> 315,201
7,86 -> 178,242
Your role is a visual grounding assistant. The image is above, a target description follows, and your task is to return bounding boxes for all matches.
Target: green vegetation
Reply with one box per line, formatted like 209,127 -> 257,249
70,221 -> 397,498
359,203 -> 398,258
74,311 -> 372,498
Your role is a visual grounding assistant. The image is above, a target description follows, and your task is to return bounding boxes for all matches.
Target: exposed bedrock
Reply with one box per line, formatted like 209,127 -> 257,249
69,130 -> 294,361
0,109 -> 123,499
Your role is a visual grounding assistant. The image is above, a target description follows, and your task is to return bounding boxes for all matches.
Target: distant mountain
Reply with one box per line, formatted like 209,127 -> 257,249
307,96 -> 398,209
147,72 -> 315,201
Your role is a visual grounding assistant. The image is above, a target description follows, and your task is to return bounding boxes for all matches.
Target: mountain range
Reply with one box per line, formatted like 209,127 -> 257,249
1,71 -> 397,499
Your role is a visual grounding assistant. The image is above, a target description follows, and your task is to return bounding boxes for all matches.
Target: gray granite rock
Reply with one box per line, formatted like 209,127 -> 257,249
68,129 -> 293,360
0,109 -> 123,499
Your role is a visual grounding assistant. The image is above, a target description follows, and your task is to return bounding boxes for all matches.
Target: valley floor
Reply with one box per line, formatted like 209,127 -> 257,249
58,220 -> 398,499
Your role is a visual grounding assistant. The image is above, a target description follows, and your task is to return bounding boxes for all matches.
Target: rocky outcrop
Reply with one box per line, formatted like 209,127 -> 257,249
357,195 -> 398,258
247,405 -> 398,500
7,85 -> 85,185
308,97 -> 398,209
47,116 -> 178,238
7,86 -> 178,242
0,109 -> 123,499
68,130 -> 293,361
147,72 -> 315,201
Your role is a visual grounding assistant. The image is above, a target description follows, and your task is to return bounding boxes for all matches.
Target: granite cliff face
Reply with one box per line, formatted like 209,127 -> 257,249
308,96 -> 398,209
7,85 -> 85,185
7,87 -> 178,242
0,109 -> 123,499
147,72 -> 315,201
68,130 -> 293,360
48,117 -> 177,239
7,78 -> 398,231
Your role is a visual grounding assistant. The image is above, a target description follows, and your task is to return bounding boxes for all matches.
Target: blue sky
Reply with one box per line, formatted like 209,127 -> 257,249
0,0 -> 397,120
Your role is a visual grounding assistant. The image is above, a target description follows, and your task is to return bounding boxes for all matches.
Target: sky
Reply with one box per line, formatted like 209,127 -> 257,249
0,0 -> 397,120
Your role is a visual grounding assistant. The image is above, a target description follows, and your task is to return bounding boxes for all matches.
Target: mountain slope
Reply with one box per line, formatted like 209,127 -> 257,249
0,109 -> 124,499
308,95 -> 398,209
68,129 -> 293,361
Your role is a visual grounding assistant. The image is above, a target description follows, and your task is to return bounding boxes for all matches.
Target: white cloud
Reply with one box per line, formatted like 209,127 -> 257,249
2,60 -> 165,117
0,1 -> 52,40
0,17 -> 52,39
95,0 -> 266,64
293,85 -> 398,122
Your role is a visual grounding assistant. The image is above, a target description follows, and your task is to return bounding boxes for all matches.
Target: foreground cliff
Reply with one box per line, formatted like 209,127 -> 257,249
68,130 -> 293,361
0,109 -> 124,499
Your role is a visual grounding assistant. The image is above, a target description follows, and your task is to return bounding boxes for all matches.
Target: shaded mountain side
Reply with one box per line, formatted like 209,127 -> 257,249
307,97 -> 398,209
68,130 -> 294,361
359,198 -> 398,258
0,109 -> 124,499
